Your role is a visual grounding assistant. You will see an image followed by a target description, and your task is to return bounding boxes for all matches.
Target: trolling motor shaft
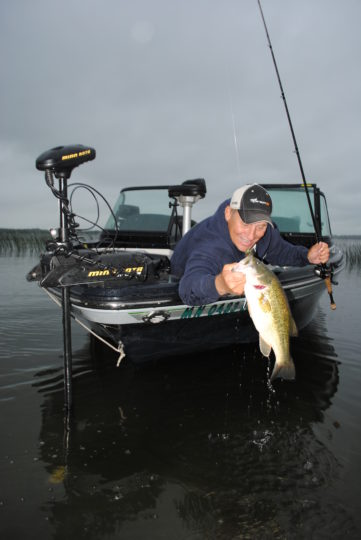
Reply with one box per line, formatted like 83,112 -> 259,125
36,145 -> 96,411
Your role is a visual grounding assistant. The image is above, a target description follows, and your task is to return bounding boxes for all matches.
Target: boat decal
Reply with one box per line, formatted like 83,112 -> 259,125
126,298 -> 247,323
124,266 -> 144,275
181,299 -> 247,319
87,266 -> 145,278
62,148 -> 92,161
88,269 -> 111,277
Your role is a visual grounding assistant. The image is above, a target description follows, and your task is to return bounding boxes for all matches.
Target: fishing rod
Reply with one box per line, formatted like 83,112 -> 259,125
257,0 -> 336,310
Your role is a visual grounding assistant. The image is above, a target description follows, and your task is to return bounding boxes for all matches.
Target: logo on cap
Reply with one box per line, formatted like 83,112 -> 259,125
249,197 -> 271,207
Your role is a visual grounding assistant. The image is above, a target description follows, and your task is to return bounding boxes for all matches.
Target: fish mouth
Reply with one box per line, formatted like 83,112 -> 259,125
238,238 -> 255,250
235,251 -> 253,271
242,253 -> 253,265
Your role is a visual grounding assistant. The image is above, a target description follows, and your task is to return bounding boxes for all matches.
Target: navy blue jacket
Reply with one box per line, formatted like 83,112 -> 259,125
171,200 -> 309,306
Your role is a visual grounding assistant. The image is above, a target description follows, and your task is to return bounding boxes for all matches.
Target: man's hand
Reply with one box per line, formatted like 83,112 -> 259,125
215,263 -> 246,297
307,242 -> 330,264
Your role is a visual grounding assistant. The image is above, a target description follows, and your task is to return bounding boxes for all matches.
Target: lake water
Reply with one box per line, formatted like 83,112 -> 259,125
0,253 -> 360,539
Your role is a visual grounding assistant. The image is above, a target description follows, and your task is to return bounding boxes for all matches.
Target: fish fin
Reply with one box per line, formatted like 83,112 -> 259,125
290,316 -> 298,337
258,293 -> 271,313
270,357 -> 296,382
259,335 -> 272,357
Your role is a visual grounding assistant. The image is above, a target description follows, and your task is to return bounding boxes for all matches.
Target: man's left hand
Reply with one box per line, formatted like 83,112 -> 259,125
307,242 -> 330,264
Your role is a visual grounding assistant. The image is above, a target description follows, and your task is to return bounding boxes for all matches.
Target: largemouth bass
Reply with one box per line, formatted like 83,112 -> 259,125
235,252 -> 297,381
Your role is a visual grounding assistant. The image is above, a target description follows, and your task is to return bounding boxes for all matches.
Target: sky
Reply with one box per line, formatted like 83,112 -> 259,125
1,0 -> 360,234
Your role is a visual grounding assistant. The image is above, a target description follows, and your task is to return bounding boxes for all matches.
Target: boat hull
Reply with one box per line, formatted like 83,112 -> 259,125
65,264 -> 332,362
92,293 -> 322,362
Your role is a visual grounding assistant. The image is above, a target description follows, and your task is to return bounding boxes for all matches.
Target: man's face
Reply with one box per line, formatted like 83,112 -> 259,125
225,206 -> 268,252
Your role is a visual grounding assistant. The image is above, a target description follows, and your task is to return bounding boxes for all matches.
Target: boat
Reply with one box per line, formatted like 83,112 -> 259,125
27,145 -> 344,362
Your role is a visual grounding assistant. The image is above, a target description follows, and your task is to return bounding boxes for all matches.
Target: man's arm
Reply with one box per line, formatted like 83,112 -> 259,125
178,253 -> 245,306
261,226 -> 309,266
262,227 -> 330,267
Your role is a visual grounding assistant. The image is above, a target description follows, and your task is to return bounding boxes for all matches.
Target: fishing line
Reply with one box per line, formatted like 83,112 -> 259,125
226,66 -> 242,179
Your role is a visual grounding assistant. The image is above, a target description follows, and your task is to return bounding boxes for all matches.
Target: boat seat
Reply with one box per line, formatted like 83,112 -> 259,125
168,178 -> 206,199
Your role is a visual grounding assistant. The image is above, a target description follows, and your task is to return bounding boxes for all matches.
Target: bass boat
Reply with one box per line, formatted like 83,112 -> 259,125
27,145 -> 344,362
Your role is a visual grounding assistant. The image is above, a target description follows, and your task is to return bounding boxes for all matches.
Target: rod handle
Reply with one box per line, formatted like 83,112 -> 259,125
324,276 -> 336,310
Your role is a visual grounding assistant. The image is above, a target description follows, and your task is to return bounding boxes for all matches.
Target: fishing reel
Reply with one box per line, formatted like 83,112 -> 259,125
314,263 -> 338,285
314,263 -> 337,310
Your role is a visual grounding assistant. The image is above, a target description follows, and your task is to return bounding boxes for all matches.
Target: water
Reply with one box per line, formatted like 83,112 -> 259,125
1,254 -> 361,539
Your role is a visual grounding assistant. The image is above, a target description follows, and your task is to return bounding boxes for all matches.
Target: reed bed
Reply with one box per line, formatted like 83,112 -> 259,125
0,228 -> 100,255
0,229 -> 51,254
334,236 -> 361,271
1,230 -> 361,270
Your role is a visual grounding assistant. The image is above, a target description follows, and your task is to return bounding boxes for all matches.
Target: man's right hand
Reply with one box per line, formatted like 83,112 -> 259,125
215,263 -> 246,297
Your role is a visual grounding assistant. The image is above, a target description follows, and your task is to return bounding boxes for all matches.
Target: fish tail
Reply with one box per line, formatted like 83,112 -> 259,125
270,357 -> 296,381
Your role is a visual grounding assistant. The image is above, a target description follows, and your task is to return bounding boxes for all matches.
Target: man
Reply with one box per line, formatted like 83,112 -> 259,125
171,183 -> 330,306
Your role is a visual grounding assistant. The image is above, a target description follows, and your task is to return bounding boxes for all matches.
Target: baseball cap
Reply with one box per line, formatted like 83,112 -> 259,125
230,184 -> 273,226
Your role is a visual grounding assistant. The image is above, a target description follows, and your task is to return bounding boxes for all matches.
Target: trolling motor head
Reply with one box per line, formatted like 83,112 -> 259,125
36,144 -> 96,179
36,144 -> 96,248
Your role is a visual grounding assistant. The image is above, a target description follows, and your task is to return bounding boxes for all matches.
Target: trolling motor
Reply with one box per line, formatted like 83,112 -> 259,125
36,144 -> 96,411
36,145 -> 96,249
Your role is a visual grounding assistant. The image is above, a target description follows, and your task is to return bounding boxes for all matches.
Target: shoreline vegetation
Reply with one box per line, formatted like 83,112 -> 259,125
0,229 -> 51,254
337,237 -> 361,271
0,229 -> 360,269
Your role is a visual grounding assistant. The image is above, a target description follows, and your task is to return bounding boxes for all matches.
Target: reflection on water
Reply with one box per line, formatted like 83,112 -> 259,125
0,256 -> 361,539
33,322 -> 349,538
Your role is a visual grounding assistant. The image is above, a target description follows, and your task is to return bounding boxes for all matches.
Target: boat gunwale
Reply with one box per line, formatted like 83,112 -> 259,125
45,258 -> 344,313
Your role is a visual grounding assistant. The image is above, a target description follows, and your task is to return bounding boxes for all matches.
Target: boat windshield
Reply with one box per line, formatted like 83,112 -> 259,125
266,186 -> 331,236
105,187 -> 173,232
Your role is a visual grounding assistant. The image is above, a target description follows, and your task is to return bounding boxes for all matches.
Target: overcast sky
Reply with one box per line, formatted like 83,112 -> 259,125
1,0 -> 360,234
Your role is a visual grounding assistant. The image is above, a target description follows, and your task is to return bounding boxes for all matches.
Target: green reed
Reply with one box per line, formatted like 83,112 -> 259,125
2,230 -> 361,270
335,237 -> 361,271
0,228 -> 100,255
0,229 -> 51,254
344,243 -> 361,270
